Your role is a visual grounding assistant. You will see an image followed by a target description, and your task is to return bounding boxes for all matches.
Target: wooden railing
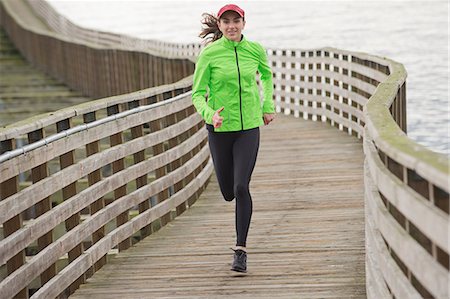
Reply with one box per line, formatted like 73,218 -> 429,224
268,47 -> 449,298
0,75 -> 213,298
0,0 -> 195,100
26,0 -> 202,60
0,0 -> 448,298
0,0 -> 211,298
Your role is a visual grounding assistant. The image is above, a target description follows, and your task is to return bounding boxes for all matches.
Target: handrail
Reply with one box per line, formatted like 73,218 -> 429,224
0,91 -> 191,163
26,0 -> 202,60
0,0 -> 448,298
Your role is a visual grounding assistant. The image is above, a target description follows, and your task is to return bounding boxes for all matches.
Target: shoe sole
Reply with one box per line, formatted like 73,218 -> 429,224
230,267 -> 247,273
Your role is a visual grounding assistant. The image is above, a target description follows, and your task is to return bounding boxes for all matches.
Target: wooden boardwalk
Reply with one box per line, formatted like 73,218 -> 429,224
70,114 -> 366,299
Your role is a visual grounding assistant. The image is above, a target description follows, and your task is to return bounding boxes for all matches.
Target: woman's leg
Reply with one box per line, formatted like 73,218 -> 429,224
208,130 -> 236,201
232,128 -> 260,247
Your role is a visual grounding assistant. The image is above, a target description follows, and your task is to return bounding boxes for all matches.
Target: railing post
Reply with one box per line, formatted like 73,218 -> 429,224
27,129 -> 56,286
128,100 -> 151,239
107,104 -> 131,251
84,111 -> 107,271
56,118 -> 84,296
1,139 -> 28,299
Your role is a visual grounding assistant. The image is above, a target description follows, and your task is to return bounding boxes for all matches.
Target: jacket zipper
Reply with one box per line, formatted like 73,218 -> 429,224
234,46 -> 244,131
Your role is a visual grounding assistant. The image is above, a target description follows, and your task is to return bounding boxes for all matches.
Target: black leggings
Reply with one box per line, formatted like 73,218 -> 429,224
207,125 -> 260,247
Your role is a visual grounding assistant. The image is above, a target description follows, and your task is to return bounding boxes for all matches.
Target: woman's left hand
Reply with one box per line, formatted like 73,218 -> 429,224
263,113 -> 275,125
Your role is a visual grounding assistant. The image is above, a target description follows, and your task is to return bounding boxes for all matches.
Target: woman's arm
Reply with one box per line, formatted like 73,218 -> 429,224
192,52 -> 216,124
257,44 -> 275,124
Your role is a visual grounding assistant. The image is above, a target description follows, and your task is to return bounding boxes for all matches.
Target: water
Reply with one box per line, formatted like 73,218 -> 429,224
47,0 -> 449,155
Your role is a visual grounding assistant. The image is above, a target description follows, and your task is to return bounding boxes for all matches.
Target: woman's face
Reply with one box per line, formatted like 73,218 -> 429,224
218,10 -> 245,42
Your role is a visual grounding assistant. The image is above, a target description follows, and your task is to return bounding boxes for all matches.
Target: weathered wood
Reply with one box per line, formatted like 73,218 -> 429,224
0,140 -> 27,299
0,127 -> 207,267
69,115 -> 366,298
27,129 -> 56,286
365,177 -> 422,299
1,2 -> 448,298
107,104 -> 130,252
0,132 -> 209,299
0,95 -> 194,181
30,156 -> 213,299
128,100 -> 150,239
364,135 -> 448,252
364,134 -> 448,298
0,113 -> 202,226
84,111 -> 106,272
57,118 -> 85,295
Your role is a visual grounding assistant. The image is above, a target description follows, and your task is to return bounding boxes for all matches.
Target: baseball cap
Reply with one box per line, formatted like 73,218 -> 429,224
217,4 -> 245,18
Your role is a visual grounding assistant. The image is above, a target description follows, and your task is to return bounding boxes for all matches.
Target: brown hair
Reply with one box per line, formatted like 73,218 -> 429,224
199,13 -> 222,44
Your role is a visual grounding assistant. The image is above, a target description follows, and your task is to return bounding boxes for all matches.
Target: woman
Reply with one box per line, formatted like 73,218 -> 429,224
192,3 -> 275,273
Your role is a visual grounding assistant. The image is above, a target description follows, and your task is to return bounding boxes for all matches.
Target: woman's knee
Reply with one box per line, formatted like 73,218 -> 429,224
234,183 -> 249,199
221,189 -> 235,201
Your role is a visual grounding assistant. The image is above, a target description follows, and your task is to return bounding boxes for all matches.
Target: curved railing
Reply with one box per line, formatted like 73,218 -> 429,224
26,0 -> 202,60
267,48 -> 449,299
0,1 -> 211,298
0,0 -> 448,298
0,0 -> 195,99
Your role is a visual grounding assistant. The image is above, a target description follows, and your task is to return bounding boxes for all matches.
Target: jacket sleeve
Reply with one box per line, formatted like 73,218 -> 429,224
192,51 -> 215,124
257,44 -> 275,114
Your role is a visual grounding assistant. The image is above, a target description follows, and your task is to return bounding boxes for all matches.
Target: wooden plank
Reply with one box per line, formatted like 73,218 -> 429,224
364,133 -> 448,252
0,140 -> 209,299
0,95 -> 194,181
364,176 -> 421,299
0,113 -> 202,225
70,114 -> 366,298
365,165 -> 448,298
0,128 -> 208,268
0,74 -> 193,141
29,157 -> 213,299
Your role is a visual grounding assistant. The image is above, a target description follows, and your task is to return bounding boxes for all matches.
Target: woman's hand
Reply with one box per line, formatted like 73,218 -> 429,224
213,107 -> 224,128
263,113 -> 275,125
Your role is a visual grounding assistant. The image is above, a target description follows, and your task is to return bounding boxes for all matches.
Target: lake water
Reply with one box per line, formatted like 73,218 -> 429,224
47,0 -> 449,155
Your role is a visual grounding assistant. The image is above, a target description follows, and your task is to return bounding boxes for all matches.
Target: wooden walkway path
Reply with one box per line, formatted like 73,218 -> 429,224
71,114 -> 366,299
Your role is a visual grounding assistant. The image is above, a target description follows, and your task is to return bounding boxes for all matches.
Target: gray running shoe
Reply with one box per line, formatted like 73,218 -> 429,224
231,249 -> 247,273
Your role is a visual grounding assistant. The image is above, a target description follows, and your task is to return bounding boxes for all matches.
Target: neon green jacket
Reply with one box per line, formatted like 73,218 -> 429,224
192,35 -> 274,132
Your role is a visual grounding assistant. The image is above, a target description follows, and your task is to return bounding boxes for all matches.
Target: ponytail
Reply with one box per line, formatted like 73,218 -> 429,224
199,13 -> 222,44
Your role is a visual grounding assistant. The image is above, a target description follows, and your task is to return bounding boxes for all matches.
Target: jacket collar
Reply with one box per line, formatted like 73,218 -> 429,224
218,35 -> 248,49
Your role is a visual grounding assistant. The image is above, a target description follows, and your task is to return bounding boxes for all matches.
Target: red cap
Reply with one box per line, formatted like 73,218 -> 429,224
217,4 -> 245,18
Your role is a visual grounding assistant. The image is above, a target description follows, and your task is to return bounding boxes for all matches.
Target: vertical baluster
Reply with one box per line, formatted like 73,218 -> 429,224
401,83 -> 407,133
128,101 -> 150,239
149,94 -> 168,227
28,129 -> 56,286
83,111 -> 107,271
107,105 -> 130,251
56,119 -> 85,295
167,93 -> 186,216
1,139 -> 28,299
160,91 -> 173,225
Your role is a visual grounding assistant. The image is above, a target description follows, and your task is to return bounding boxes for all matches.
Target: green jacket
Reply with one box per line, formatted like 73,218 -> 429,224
192,35 -> 274,132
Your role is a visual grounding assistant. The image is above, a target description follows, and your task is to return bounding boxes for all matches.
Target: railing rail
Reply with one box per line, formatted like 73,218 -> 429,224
26,0 -> 202,60
0,0 -> 448,298
267,46 -> 448,298
0,0 -> 195,100
0,75 -> 212,298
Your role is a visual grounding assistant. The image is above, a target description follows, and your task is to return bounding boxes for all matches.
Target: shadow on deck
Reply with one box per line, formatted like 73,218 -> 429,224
70,114 -> 366,299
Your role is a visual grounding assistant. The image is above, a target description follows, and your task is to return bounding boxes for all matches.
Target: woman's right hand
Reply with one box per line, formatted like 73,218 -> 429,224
212,107 -> 224,128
